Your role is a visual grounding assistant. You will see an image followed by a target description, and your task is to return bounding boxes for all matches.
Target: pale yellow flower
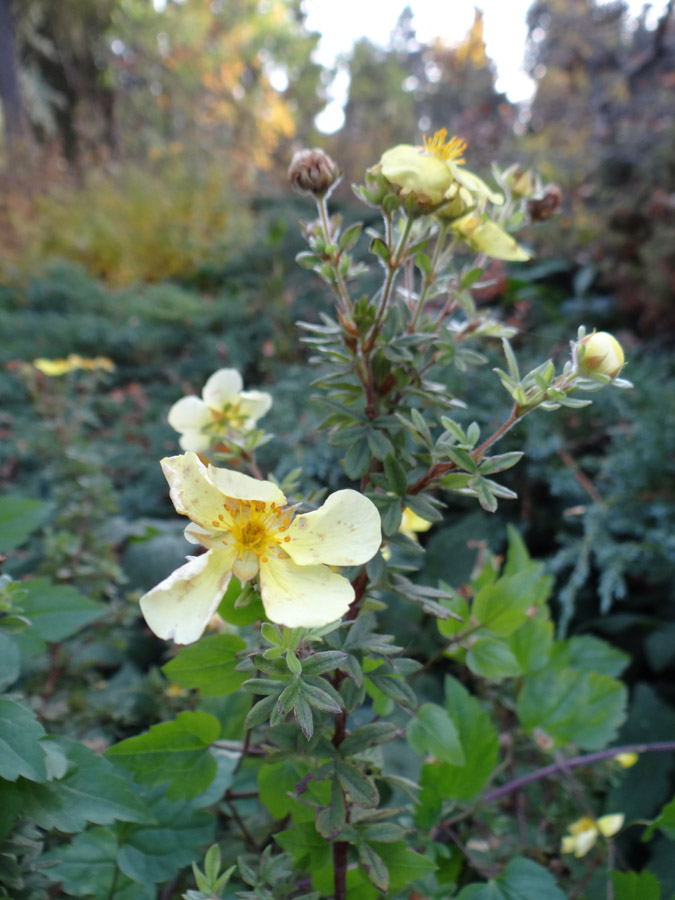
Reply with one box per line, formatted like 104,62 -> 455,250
399,508 -> 433,541
450,213 -> 530,262
577,332 -> 625,378
139,452 -> 382,643
561,813 -> 624,857
168,368 -> 272,452
33,355 -> 115,376
378,129 -> 503,208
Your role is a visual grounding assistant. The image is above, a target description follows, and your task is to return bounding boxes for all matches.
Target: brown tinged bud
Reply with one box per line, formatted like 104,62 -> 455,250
527,184 -> 563,222
288,148 -> 341,197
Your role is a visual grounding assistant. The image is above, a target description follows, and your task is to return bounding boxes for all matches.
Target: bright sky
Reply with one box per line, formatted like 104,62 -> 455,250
301,0 -> 669,132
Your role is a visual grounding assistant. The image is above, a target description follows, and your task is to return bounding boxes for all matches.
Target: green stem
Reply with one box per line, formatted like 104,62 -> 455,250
372,213 -> 415,332
316,194 -> 352,313
105,865 -> 120,900
409,226 -> 453,331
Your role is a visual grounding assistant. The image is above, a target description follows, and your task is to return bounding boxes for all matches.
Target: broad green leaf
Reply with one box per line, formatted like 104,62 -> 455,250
162,634 -> 247,696
467,637 -> 521,679
456,856 -> 565,900
0,497 -> 52,550
17,577 -> 104,641
0,698 -> 47,782
417,676 -> 499,822
16,737 -> 150,832
643,796 -> 675,841
508,616 -> 553,674
549,635 -> 629,678
116,790 -> 214,884
358,842 -> 389,893
611,870 -> 661,900
0,632 -> 20,691
259,760 -> 310,819
105,710 -> 220,800
335,760 -> 379,808
41,827 -> 154,900
275,822 -> 330,868
473,569 -> 545,637
517,668 -> 627,750
407,703 -> 465,765
374,842 -> 437,892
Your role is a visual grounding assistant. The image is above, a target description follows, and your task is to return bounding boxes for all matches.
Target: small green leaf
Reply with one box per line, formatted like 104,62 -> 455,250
301,651 -> 348,676
278,676 -> 302,715
643,796 -> 675,842
335,760 -> 379,808
245,693 -> 280,729
384,453 -> 408,496
286,649 -> 303,674
343,433 -> 372,479
340,222 -> 363,252
340,722 -> 400,756
358,842 -> 389,892
294,694 -> 314,740
316,777 -> 346,840
300,680 -> 342,714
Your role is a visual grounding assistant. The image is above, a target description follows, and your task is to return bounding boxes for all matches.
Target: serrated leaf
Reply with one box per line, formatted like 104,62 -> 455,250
0,497 -> 52,551
407,703 -> 465,765
162,634 -> 247,696
517,667 -> 627,750
17,737 -> 150,832
0,698 -> 47,782
611,870 -> 661,900
116,790 -> 214,884
105,711 -> 220,799
17,577 -> 104,641
456,856 -> 565,900
473,569 -> 545,637
467,637 -> 521,679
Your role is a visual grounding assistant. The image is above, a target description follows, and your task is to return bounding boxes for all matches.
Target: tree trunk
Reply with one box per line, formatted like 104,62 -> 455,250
0,0 -> 23,144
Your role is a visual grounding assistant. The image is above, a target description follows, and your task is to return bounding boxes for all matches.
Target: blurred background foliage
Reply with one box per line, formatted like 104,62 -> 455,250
1,0 -> 675,895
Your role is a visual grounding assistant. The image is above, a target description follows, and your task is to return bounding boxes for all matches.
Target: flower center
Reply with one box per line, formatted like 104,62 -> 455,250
218,499 -> 293,565
422,129 -> 467,164
210,402 -> 248,431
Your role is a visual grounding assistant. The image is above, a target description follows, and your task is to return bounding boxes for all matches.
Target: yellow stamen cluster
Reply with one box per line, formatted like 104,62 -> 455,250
212,500 -> 292,564
423,129 -> 467,163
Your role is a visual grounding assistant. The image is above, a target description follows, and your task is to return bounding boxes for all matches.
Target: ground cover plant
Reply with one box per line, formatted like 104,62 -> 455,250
1,129 -> 675,900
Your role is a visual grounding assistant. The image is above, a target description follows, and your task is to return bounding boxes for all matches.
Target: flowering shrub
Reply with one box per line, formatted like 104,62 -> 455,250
1,131 -> 673,900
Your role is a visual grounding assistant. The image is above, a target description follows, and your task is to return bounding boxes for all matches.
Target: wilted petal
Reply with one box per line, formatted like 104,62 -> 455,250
285,490 -> 381,566
207,465 -> 286,505
202,368 -> 244,409
259,557 -> 353,627
161,452 -> 226,528
139,547 -> 235,644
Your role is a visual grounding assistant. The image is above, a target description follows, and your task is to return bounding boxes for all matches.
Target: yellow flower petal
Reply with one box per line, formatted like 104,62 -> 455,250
615,752 -> 638,768
206,465 -> 286,506
238,390 -> 273,426
596,813 -> 624,837
452,214 -> 530,261
259,556 -> 354,627
33,358 -> 72,376
400,507 -> 432,540
201,368 -> 244,408
380,145 -> 453,205
139,547 -> 236,644
447,162 -> 504,205
285,490 -> 381,567
168,397 -> 214,452
161,452 -> 227,529
573,827 -> 599,857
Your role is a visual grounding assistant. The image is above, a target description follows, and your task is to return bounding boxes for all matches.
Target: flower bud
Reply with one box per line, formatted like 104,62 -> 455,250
577,331 -> 625,378
510,168 -> 536,199
527,184 -> 562,221
288,148 -> 341,196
